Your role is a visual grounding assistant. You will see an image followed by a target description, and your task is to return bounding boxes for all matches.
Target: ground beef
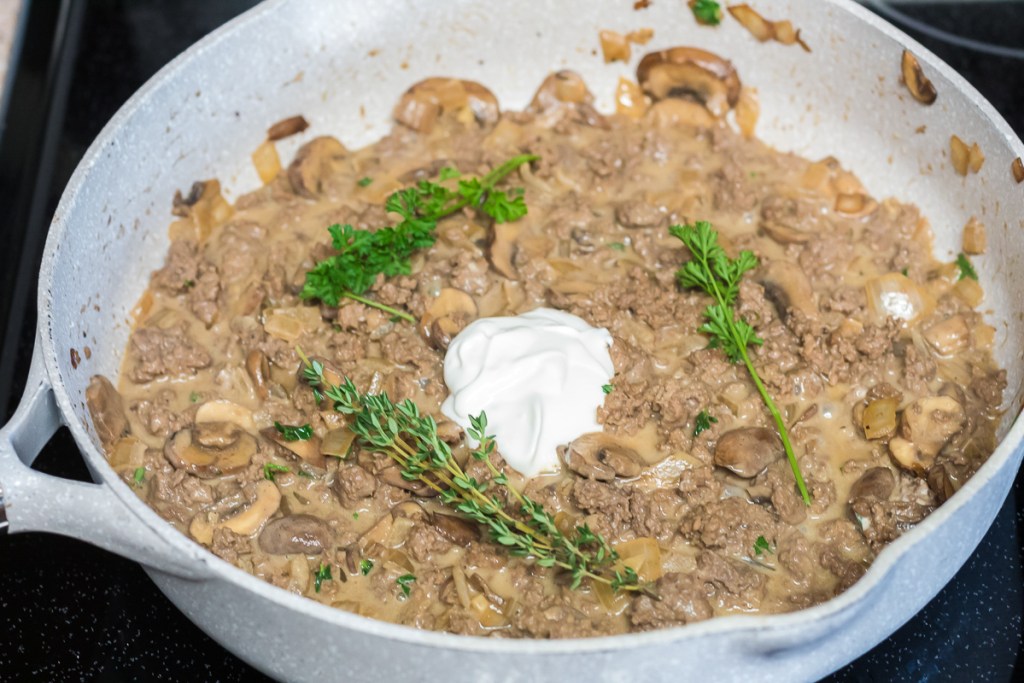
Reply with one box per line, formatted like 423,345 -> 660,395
128,323 -> 212,383
130,389 -> 190,437
333,465 -> 377,505
571,479 -> 632,538
630,573 -> 712,629
683,497 -> 778,557
152,239 -> 199,293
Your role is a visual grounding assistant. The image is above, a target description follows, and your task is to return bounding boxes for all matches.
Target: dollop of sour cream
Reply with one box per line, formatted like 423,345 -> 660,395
441,308 -> 614,477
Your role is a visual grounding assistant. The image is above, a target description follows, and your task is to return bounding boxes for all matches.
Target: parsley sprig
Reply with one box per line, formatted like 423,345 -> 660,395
299,352 -> 645,594
300,154 -> 537,322
671,221 -> 811,505
955,253 -> 978,281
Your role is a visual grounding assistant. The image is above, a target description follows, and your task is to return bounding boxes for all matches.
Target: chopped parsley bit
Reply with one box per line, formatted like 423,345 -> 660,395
357,176 -> 373,187
132,467 -> 146,485
693,410 -> 718,437
183,279 -> 195,289
438,166 -> 461,181
602,383 -> 614,395
352,511 -> 360,520
955,253 -> 978,281
274,421 -> 314,441
608,242 -> 626,251
901,267 -> 909,277
313,563 -> 332,593
263,462 -> 290,481
360,559 -> 374,575
690,0 -> 722,25
753,535 -> 773,556
296,469 -> 315,479
188,391 -> 200,403
396,573 -> 416,597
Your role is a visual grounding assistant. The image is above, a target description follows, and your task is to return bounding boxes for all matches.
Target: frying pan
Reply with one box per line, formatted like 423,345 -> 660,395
1,0 -> 1022,680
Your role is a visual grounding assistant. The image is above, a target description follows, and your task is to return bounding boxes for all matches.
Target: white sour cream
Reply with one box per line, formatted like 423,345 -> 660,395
441,308 -> 614,477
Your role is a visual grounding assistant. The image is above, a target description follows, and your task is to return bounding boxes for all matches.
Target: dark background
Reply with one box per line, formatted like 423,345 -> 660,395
0,1 -> 1021,680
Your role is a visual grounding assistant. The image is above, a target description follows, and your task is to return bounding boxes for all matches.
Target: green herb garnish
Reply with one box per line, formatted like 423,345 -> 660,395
352,512 -> 359,520
299,354 -> 645,594
955,253 -> 978,281
189,391 -> 200,403
396,573 -> 416,597
274,421 -> 313,441
314,563 -> 332,593
672,221 -> 811,505
360,559 -> 374,575
693,410 -> 718,437
263,462 -> 290,481
438,166 -> 461,181
691,0 -> 722,25
296,469 -> 315,479
357,176 -> 373,187
608,242 -> 626,252
183,279 -> 195,289
602,384 -> 614,395
753,535 -> 773,556
300,154 -> 537,322
133,467 -> 146,485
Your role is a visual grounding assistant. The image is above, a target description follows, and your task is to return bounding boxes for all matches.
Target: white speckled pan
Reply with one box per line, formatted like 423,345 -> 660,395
1,0 -> 1022,680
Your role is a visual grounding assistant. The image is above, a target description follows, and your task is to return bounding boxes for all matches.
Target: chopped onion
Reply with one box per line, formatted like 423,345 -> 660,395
865,273 -> 934,324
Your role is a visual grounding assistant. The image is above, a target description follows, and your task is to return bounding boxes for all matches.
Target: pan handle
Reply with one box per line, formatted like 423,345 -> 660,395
0,342 -> 215,581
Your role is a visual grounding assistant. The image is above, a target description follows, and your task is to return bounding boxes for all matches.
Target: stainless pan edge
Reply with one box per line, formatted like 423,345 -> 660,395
1,0 -> 1022,680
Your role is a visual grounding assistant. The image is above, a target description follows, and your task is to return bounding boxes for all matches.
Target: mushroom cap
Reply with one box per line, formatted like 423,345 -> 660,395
86,375 -> 131,448
562,432 -> 643,481
900,396 -> 966,461
848,467 -> 895,501
529,70 -> 594,112
713,427 -> 781,478
430,513 -> 479,546
420,288 -> 478,351
393,78 -> 500,133
258,514 -> 332,555
901,50 -> 937,105
220,480 -> 281,536
757,261 -> 818,321
164,423 -> 257,479
636,47 -> 741,117
261,426 -> 326,469
287,136 -> 347,197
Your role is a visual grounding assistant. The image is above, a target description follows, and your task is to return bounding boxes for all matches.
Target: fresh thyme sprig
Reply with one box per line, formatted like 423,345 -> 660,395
671,221 -> 811,505
300,154 -> 537,322
298,352 -> 644,593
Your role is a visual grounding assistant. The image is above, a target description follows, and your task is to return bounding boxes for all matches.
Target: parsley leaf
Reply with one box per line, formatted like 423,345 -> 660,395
690,0 -> 722,25
438,166 -> 461,181
360,559 -> 374,575
274,421 -> 313,441
693,410 -> 718,437
956,253 -> 978,281
133,467 -> 146,485
672,221 -> 811,506
396,573 -> 416,597
602,384 -> 614,395
263,462 -> 290,481
357,176 -> 373,187
753,535 -> 773,556
188,391 -> 201,403
300,154 -> 537,321
314,563 -> 332,592
608,242 -> 626,252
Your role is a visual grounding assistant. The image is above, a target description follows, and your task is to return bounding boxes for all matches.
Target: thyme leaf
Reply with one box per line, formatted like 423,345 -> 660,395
671,221 -> 811,505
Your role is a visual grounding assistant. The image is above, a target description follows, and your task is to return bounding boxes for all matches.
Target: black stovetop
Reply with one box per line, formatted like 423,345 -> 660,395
0,1 -> 1021,680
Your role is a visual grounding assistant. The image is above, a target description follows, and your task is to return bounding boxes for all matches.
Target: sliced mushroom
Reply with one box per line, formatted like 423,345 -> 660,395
246,350 -> 271,400
848,467 -> 895,501
1013,157 -> 1024,184
636,47 -> 740,117
901,50 -> 937,105
431,512 -> 479,546
219,480 -> 281,536
420,288 -> 478,351
195,400 -> 258,433
288,136 -> 347,197
164,423 -> 257,479
393,78 -> 500,133
86,375 -> 131,448
833,193 -> 878,218
488,222 -> 521,279
758,261 -> 818,320
646,98 -> 718,128
714,427 -> 781,478
262,426 -> 326,469
927,461 -> 963,504
562,433 -> 643,481
258,514 -> 332,555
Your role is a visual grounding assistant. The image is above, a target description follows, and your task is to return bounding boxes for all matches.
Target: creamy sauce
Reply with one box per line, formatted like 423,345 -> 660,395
441,308 -> 614,476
